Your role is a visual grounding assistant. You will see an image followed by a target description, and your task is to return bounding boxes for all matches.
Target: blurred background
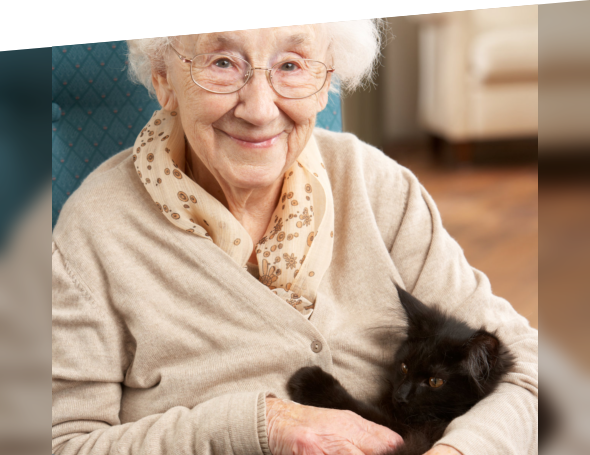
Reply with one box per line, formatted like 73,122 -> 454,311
3,2 -> 590,454
343,5 -> 539,329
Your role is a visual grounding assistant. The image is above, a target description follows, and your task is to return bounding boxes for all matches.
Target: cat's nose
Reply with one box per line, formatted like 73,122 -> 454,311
394,382 -> 411,403
394,391 -> 409,403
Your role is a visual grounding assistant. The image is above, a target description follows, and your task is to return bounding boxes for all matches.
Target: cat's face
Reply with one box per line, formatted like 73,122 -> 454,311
389,286 -> 515,422
389,335 -> 477,421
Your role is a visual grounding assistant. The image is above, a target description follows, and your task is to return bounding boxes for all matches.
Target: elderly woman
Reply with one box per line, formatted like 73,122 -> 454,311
52,20 -> 538,455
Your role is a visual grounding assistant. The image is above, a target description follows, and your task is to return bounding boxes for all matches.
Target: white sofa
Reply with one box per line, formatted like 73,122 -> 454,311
411,6 -> 538,144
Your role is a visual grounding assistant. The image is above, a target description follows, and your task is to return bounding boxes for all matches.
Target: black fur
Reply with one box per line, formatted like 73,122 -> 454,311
288,285 -> 515,455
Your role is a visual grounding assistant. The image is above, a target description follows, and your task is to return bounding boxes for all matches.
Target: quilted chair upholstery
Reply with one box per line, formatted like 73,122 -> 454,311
52,41 -> 342,228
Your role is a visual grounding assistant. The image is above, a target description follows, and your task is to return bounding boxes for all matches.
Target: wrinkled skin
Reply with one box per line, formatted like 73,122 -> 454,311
266,397 -> 402,455
265,398 -> 462,455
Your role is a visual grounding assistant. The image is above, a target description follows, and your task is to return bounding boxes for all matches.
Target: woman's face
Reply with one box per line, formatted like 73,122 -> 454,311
154,26 -> 332,191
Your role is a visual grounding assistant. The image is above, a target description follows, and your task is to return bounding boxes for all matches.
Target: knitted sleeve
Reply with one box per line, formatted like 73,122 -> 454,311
52,243 -> 271,455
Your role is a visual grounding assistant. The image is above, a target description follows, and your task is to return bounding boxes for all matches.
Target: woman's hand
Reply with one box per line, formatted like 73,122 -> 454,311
423,445 -> 463,455
266,397 -> 403,455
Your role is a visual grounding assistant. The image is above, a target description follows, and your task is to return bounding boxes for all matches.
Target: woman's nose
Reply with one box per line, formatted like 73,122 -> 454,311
233,70 -> 281,127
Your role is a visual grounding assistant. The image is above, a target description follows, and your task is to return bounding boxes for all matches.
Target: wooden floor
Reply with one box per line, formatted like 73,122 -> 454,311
391,151 -> 538,329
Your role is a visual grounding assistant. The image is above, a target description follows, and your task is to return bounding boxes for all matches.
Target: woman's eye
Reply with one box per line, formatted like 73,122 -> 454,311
401,363 -> 408,375
214,59 -> 233,69
429,377 -> 445,388
280,61 -> 299,72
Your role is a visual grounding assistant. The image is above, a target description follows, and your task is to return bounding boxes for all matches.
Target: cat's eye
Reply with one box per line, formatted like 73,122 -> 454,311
401,363 -> 408,375
429,377 -> 445,388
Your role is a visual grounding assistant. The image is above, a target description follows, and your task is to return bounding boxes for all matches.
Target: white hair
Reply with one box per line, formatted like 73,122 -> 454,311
126,19 -> 386,98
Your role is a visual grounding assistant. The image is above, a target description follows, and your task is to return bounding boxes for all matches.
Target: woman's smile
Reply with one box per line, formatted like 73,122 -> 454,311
222,130 -> 283,149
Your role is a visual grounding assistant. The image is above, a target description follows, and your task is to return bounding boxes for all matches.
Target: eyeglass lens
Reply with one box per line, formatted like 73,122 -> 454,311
190,54 -> 328,98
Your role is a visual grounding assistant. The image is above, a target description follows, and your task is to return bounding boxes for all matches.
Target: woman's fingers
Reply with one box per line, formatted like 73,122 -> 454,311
350,420 -> 403,455
266,398 -> 404,455
361,419 -> 404,451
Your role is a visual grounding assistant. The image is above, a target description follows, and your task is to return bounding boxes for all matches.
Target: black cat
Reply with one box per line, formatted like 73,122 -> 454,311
288,285 -> 515,455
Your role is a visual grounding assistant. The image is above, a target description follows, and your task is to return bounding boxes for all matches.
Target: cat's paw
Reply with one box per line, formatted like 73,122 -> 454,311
287,366 -> 347,408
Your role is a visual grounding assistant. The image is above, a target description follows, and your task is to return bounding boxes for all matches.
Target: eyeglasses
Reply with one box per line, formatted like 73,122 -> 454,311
169,46 -> 335,100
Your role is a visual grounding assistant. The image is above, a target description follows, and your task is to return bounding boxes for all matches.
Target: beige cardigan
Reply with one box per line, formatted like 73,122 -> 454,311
52,128 -> 538,455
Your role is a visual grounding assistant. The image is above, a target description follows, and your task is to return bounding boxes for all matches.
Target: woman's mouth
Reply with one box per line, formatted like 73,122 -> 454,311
224,131 -> 282,149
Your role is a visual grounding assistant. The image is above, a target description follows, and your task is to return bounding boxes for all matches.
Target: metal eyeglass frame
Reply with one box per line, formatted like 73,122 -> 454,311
169,45 -> 335,100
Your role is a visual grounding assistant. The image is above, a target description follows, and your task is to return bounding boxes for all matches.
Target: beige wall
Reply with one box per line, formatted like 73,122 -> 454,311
539,1 -> 590,153
342,16 -> 427,150
341,82 -> 383,150
381,16 -> 426,144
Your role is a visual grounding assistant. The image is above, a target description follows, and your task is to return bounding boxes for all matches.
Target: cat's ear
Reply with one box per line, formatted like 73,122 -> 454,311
463,330 -> 500,390
395,285 -> 431,329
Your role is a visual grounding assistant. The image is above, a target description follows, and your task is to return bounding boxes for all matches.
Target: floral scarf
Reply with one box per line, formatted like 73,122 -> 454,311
134,109 -> 334,318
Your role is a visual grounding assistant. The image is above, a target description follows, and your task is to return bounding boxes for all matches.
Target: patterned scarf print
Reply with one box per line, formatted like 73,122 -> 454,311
134,109 -> 334,318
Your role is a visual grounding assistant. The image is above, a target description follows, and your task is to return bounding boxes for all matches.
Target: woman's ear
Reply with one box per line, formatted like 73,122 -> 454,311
152,70 -> 179,112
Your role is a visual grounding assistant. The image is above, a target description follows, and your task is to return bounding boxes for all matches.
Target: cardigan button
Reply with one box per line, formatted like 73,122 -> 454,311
310,340 -> 323,353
